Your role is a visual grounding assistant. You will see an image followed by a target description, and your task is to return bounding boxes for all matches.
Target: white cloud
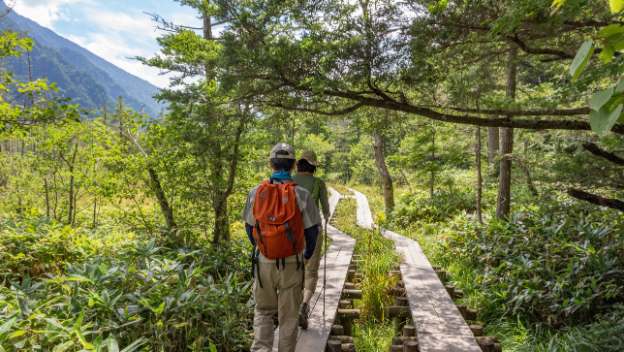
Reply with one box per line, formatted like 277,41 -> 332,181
12,1 -> 201,88
13,0 -> 85,28
67,32 -> 170,88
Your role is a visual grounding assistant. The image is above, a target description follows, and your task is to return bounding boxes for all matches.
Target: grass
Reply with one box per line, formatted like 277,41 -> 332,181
331,193 -> 399,351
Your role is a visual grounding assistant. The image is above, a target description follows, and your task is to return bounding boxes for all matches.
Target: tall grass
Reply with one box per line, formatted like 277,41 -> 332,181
331,196 -> 399,351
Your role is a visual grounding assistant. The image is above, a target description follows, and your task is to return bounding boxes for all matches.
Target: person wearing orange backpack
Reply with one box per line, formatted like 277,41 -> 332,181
243,143 -> 321,352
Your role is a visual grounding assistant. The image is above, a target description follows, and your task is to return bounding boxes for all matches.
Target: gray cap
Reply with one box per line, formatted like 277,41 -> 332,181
270,143 -> 296,160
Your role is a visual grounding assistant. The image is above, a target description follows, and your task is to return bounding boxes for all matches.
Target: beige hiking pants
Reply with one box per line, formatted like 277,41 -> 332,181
251,253 -> 304,352
303,232 -> 323,304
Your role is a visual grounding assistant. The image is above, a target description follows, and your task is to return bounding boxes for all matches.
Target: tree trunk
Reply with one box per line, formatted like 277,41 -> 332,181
92,196 -> 98,228
211,115 -> 247,245
44,177 -> 50,219
67,173 -> 75,224
67,144 -> 78,225
487,127 -> 500,176
430,127 -> 436,200
148,167 -> 177,231
213,195 -> 229,245
496,45 -> 517,219
475,127 -> 483,224
372,131 -> 395,214
53,172 -> 59,221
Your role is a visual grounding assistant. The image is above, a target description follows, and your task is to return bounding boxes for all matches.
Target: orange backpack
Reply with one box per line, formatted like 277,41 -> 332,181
252,180 -> 305,259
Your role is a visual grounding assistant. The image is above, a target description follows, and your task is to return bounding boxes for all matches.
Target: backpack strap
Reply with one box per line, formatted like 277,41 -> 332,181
252,247 -> 263,288
284,221 -> 298,254
255,221 -> 267,258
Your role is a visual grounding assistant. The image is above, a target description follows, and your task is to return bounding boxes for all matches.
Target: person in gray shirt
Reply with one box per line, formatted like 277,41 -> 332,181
243,143 -> 321,352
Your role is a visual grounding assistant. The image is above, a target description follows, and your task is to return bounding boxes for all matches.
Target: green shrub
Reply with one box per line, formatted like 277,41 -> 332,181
437,202 -> 624,328
0,218 -> 139,283
0,222 -> 253,351
392,187 -> 475,225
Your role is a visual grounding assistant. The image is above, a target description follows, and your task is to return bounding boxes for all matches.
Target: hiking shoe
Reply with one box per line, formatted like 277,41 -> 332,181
299,302 -> 309,330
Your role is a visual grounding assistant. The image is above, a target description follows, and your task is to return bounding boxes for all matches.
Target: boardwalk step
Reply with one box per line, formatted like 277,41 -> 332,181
341,289 -> 362,299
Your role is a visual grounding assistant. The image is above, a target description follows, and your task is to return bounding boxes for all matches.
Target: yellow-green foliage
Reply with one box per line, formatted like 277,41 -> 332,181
331,195 -> 399,352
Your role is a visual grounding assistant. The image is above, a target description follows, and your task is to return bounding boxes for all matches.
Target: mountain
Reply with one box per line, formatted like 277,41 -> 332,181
0,0 -> 162,116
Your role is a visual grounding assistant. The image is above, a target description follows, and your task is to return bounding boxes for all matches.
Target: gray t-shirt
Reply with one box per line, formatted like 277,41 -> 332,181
242,181 -> 322,230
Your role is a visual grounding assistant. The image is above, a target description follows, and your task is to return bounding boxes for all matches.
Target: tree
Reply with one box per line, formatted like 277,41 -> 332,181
0,31 -> 78,134
142,0 -> 253,245
208,1 -> 621,134
496,45 -> 518,219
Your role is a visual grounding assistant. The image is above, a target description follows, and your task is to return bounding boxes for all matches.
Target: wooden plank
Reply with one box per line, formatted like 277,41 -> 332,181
348,188 -> 481,352
293,224 -> 355,351
350,188 -> 374,229
387,231 -> 482,352
270,188 -> 356,352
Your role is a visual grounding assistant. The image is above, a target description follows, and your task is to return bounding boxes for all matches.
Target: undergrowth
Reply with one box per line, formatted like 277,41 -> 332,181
331,195 -> 398,351
359,182 -> 624,352
0,217 -> 253,352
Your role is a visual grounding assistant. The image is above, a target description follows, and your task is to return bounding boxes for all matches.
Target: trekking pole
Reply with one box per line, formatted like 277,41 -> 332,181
322,218 -> 328,328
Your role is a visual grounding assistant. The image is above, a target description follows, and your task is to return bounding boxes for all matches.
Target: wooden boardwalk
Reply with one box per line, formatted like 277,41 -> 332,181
350,189 -> 482,352
273,188 -> 355,352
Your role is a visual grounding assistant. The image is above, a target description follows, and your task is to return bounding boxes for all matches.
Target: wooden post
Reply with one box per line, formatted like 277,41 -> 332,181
342,289 -> 363,299
327,339 -> 342,352
445,284 -> 456,297
331,325 -> 344,336
402,324 -> 416,337
403,340 -> 418,352
470,324 -> 484,336
396,296 -> 409,306
338,309 -> 360,336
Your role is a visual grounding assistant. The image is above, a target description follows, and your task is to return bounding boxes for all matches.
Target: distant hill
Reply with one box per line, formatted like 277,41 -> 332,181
0,0 -> 162,116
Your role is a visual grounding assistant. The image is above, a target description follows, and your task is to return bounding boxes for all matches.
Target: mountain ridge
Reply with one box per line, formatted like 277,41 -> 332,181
0,0 -> 162,116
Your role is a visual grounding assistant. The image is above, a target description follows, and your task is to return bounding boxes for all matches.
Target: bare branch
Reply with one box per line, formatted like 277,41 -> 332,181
568,188 -> 624,212
583,142 -> 624,165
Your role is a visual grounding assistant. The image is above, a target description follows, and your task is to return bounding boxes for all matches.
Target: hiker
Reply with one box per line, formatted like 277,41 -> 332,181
292,150 -> 330,329
243,143 -> 322,352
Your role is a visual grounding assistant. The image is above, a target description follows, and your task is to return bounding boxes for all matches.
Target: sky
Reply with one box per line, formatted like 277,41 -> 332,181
12,0 -> 202,88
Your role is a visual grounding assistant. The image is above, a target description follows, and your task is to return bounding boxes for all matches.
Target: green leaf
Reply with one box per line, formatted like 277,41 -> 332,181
599,45 -> 615,63
589,87 -> 614,111
552,0 -> 566,9
52,341 -> 74,352
105,337 -> 119,352
616,79 -> 624,93
570,40 -> 594,81
590,104 -> 623,136
0,318 -> 16,335
610,0 -> 624,13
8,330 -> 26,339
120,338 -> 148,352
598,24 -> 624,38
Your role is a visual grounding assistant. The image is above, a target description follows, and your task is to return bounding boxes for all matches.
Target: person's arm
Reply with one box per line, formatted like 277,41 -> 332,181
298,188 -> 322,259
319,179 -> 330,221
245,224 -> 256,247
242,189 -> 257,247
303,225 -> 319,259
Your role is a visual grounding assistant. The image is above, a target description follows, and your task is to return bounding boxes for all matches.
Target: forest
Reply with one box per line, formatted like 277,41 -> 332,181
1,0 -> 624,351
